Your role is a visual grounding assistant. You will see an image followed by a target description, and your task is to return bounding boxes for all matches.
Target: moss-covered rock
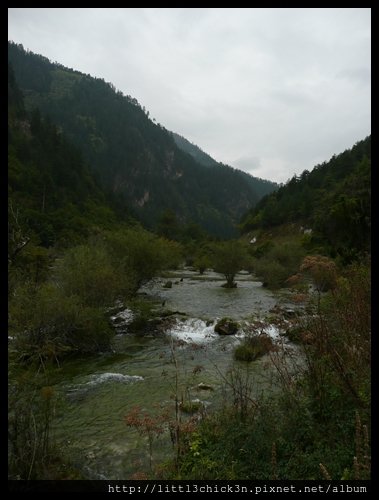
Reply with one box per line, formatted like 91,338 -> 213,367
214,317 -> 239,335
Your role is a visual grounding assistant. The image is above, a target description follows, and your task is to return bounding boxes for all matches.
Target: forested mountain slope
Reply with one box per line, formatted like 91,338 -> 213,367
9,42 -> 277,238
8,64 -> 134,251
171,131 -> 278,198
240,136 -> 371,260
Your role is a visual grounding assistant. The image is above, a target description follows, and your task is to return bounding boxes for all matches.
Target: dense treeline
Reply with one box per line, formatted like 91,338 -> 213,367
8,41 -> 277,238
240,137 -> 371,262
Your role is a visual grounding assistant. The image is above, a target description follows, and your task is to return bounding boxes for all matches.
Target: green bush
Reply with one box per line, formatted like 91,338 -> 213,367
249,240 -> 274,259
9,373 -> 57,479
55,243 -> 127,307
252,240 -> 306,288
180,400 -> 203,414
234,334 -> 274,362
253,259 -> 288,288
9,282 -> 113,359
193,254 -> 212,274
104,228 -> 182,293
212,240 -> 250,287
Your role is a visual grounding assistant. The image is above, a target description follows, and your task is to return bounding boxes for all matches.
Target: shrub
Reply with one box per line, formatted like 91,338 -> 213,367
300,255 -> 337,292
8,368 -> 87,479
9,282 -> 113,359
193,254 -> 212,274
180,400 -> 203,414
212,240 -> 250,288
104,228 -> 182,293
253,259 -> 288,288
249,240 -> 274,259
302,261 -> 370,411
252,240 -> 306,289
234,335 -> 275,362
55,243 -> 127,307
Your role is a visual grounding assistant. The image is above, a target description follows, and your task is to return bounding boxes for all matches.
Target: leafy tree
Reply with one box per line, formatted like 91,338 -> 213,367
103,227 -> 182,294
212,241 -> 250,287
252,240 -> 306,289
54,243 -> 127,307
157,209 -> 181,240
9,282 -> 113,359
193,253 -> 212,274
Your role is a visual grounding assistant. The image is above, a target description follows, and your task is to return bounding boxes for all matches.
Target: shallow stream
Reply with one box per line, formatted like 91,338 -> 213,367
51,269 -> 300,479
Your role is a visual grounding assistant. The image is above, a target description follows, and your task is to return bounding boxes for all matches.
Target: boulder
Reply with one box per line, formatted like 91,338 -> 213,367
283,308 -> 297,318
197,382 -> 214,391
214,317 -> 239,335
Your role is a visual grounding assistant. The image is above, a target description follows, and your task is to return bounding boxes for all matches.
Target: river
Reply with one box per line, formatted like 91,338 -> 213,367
51,268 -> 301,479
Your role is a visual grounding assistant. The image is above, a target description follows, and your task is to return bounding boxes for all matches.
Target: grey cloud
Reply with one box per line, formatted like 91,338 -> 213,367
337,68 -> 371,86
233,156 -> 261,173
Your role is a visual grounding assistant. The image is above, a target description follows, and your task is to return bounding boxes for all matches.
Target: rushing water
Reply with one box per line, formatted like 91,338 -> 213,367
51,269 -> 300,479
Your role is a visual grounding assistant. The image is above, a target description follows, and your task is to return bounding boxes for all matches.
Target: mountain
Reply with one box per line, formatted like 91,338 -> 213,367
8,41 -> 277,238
171,132 -> 219,167
171,131 -> 278,198
240,136 -> 371,260
8,64 -> 136,250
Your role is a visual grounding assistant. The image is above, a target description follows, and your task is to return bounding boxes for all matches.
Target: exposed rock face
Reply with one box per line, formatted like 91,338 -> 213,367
136,190 -> 150,207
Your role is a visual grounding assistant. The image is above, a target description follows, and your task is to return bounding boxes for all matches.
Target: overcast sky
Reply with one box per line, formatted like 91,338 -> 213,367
8,8 -> 371,183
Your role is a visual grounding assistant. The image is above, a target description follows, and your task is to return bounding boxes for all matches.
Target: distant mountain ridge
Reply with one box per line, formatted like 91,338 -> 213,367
8,41 -> 278,238
171,132 -> 219,167
171,131 -> 277,199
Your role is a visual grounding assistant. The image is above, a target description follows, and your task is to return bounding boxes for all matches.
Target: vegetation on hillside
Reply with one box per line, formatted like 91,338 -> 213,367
8,41 -> 277,238
171,131 -> 277,198
240,136 -> 371,263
